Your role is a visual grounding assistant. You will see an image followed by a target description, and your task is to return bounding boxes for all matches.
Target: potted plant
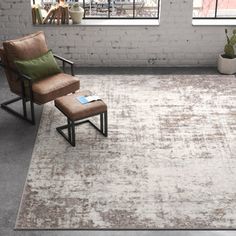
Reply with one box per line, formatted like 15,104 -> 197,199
69,3 -> 84,24
218,29 -> 236,75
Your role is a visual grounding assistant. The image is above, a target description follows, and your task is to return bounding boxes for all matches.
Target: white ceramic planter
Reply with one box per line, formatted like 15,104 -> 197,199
217,54 -> 236,75
69,8 -> 84,24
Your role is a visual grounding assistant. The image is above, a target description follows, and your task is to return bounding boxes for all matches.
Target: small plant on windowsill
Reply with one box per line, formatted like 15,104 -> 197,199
69,2 -> 84,24
218,29 -> 236,75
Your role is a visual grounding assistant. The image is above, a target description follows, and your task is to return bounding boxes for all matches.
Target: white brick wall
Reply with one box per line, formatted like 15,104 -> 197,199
0,0 -> 234,66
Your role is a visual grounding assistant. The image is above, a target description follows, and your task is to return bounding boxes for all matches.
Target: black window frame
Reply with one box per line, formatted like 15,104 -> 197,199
193,0 -> 236,20
82,0 -> 160,19
33,0 -> 160,20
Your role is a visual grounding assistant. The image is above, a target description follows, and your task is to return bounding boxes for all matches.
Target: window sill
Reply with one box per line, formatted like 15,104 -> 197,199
34,19 -> 159,27
80,19 -> 159,26
192,19 -> 236,26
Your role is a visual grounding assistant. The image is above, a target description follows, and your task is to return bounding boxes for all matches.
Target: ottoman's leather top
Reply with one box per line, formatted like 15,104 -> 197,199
55,90 -> 107,121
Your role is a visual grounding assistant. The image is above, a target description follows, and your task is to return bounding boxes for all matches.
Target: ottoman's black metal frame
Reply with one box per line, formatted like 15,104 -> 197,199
56,111 -> 108,147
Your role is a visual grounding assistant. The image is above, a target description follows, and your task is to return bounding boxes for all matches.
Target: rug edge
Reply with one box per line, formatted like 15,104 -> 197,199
14,104 -> 48,229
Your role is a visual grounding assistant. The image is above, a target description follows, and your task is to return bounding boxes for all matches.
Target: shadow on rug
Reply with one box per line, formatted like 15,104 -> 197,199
16,74 -> 236,229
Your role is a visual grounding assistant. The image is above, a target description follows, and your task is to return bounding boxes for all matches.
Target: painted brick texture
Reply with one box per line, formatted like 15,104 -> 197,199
0,0 -> 234,66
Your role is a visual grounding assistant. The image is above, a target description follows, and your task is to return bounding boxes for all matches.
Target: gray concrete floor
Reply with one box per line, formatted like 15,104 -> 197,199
0,67 -> 235,236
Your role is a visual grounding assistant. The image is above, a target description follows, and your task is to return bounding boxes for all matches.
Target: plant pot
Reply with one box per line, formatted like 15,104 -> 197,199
217,54 -> 236,75
69,8 -> 84,24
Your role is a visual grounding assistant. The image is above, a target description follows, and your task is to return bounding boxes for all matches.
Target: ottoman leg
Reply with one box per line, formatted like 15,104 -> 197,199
68,119 -> 76,147
71,120 -> 76,147
67,118 -> 71,140
104,111 -> 108,137
88,112 -> 108,137
100,113 -> 104,133
57,118 -> 76,147
57,112 -> 107,146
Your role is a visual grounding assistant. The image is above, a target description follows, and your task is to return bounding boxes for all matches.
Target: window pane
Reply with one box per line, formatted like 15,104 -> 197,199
111,0 -> 134,18
135,0 -> 158,18
31,0 -> 55,6
193,0 -> 216,18
84,0 -> 109,18
217,0 -> 236,17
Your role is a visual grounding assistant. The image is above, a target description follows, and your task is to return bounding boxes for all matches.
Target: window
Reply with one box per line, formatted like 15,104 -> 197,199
32,0 -> 160,20
193,0 -> 236,19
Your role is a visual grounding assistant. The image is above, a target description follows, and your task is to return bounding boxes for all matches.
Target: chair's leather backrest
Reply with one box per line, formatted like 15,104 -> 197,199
0,47 -> 21,95
1,31 -> 48,95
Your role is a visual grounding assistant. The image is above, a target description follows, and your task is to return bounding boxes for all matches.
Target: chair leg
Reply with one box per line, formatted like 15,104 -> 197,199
1,97 -> 23,119
22,96 -> 27,118
30,100 -> 35,125
21,80 -> 27,119
1,96 -> 36,125
29,84 -> 35,125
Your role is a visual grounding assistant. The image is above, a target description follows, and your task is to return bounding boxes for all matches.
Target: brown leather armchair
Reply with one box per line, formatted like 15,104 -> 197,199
0,31 -> 80,124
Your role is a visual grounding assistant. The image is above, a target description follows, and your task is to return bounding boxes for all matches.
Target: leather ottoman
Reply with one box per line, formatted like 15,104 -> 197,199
55,90 -> 108,146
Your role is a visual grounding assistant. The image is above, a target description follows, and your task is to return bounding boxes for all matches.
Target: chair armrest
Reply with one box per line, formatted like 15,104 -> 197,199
53,54 -> 74,65
53,54 -> 74,76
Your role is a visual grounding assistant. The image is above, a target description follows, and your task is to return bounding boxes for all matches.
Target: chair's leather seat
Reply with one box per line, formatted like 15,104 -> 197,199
55,90 -> 107,121
32,73 -> 80,104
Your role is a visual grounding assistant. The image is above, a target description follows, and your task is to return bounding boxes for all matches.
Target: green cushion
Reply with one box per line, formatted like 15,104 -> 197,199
14,50 -> 61,83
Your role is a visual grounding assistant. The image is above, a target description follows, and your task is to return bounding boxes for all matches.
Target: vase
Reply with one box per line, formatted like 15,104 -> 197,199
218,54 -> 236,75
69,7 -> 84,24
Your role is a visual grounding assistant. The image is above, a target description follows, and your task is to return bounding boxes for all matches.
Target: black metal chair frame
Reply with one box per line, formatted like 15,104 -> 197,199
56,111 -> 108,147
0,54 -> 74,125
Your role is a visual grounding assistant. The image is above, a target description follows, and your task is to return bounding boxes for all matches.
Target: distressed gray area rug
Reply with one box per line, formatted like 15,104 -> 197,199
16,74 -> 236,229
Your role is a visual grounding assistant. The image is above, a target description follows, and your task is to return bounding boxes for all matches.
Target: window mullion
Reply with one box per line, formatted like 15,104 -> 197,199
215,0 -> 218,18
133,0 -> 135,18
108,0 -> 110,18
83,0 -> 86,18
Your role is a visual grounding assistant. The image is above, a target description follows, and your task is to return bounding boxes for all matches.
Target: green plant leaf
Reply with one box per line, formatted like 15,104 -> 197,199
224,44 -> 235,59
230,35 -> 236,45
225,29 -> 230,44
